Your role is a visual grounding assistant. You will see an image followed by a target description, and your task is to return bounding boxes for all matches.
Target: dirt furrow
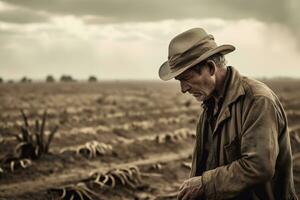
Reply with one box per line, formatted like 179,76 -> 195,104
0,147 -> 193,198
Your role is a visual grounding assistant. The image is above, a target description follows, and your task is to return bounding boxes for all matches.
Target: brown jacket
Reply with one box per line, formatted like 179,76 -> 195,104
190,67 -> 298,200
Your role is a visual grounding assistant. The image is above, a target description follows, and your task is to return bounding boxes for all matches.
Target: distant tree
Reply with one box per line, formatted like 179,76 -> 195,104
46,75 -> 55,82
20,76 -> 31,83
21,77 -> 26,83
88,76 -> 97,82
7,80 -> 14,84
60,75 -> 75,82
0,77 -> 3,83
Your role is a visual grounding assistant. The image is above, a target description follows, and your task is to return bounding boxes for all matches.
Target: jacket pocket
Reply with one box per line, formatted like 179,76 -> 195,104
224,136 -> 241,163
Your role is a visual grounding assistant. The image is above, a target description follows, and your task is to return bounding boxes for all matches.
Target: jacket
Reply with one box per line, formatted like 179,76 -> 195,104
190,67 -> 298,200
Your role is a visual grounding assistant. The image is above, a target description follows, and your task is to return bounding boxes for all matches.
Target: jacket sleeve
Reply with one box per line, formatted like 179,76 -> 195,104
201,96 -> 280,199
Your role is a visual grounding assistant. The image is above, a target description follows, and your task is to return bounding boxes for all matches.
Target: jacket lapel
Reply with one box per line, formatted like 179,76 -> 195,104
213,67 -> 245,135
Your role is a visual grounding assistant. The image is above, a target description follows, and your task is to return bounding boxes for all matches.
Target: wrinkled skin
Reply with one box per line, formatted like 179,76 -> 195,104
177,176 -> 204,200
175,61 -> 217,102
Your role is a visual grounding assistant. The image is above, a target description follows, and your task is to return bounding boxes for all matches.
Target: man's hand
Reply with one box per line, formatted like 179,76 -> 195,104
177,176 -> 204,200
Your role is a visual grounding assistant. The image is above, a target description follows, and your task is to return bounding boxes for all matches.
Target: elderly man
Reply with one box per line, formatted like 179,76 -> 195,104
159,28 -> 298,200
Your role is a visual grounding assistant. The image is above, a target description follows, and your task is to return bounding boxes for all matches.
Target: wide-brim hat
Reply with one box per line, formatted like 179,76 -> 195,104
159,28 -> 235,81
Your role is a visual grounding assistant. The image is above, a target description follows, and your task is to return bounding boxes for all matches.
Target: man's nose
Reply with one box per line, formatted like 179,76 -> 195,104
180,81 -> 190,93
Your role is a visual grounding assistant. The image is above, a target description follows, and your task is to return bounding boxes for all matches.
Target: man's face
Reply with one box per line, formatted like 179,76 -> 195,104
175,64 -> 216,102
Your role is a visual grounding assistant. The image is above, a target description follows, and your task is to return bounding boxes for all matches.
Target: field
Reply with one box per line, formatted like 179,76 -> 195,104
0,80 -> 300,200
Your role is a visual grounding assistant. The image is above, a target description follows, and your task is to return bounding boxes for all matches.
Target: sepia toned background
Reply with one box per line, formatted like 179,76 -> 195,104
0,0 -> 299,199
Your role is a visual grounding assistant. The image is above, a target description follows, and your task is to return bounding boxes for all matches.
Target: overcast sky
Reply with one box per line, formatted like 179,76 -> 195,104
0,0 -> 299,80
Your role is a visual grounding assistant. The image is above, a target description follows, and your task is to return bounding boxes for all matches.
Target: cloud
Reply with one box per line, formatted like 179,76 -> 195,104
1,0 -> 298,25
0,1 -> 49,24
0,10 -> 49,24
0,17 -> 299,80
1,0 -> 298,48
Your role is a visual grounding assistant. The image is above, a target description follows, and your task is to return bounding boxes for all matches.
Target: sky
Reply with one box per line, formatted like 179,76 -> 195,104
0,0 -> 299,80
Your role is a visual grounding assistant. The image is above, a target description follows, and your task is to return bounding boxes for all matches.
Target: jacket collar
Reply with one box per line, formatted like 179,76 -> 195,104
209,66 -> 245,134
221,66 -> 245,108
202,66 -> 232,113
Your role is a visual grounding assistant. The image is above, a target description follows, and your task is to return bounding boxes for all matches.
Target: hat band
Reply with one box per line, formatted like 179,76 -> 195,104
170,47 -> 212,71
169,35 -> 216,69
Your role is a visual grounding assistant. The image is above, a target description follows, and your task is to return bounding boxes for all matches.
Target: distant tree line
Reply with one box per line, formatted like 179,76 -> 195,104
20,76 -> 32,83
60,75 -> 75,82
0,75 -> 98,83
46,75 -> 55,82
88,76 -> 97,82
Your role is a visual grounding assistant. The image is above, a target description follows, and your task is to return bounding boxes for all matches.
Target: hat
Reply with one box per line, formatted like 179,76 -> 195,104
159,28 -> 235,81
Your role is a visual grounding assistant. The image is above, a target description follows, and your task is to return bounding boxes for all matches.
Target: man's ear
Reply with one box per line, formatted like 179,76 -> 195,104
206,60 -> 216,76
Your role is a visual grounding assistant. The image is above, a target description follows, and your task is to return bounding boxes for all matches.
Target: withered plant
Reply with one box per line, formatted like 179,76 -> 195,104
0,110 -> 59,173
89,165 -> 142,189
49,183 -> 97,200
49,166 -> 145,199
60,141 -> 113,159
15,109 -> 59,159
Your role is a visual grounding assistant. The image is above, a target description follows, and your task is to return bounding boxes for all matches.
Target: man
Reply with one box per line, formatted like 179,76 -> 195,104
158,28 -> 298,200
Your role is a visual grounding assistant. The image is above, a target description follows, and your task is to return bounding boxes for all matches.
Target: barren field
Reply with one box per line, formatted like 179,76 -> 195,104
0,80 -> 299,200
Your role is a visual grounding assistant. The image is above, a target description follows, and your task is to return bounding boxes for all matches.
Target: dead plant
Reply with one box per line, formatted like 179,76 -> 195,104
49,183 -> 97,200
155,128 -> 195,144
60,141 -> 112,159
89,165 -> 142,189
15,109 -> 59,159
1,156 -> 32,172
0,110 -> 58,174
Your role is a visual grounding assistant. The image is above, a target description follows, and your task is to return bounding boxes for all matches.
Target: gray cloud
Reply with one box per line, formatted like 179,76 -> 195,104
0,9 -> 49,24
1,0 -> 298,42
0,18 -> 299,80
0,0 -> 297,24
